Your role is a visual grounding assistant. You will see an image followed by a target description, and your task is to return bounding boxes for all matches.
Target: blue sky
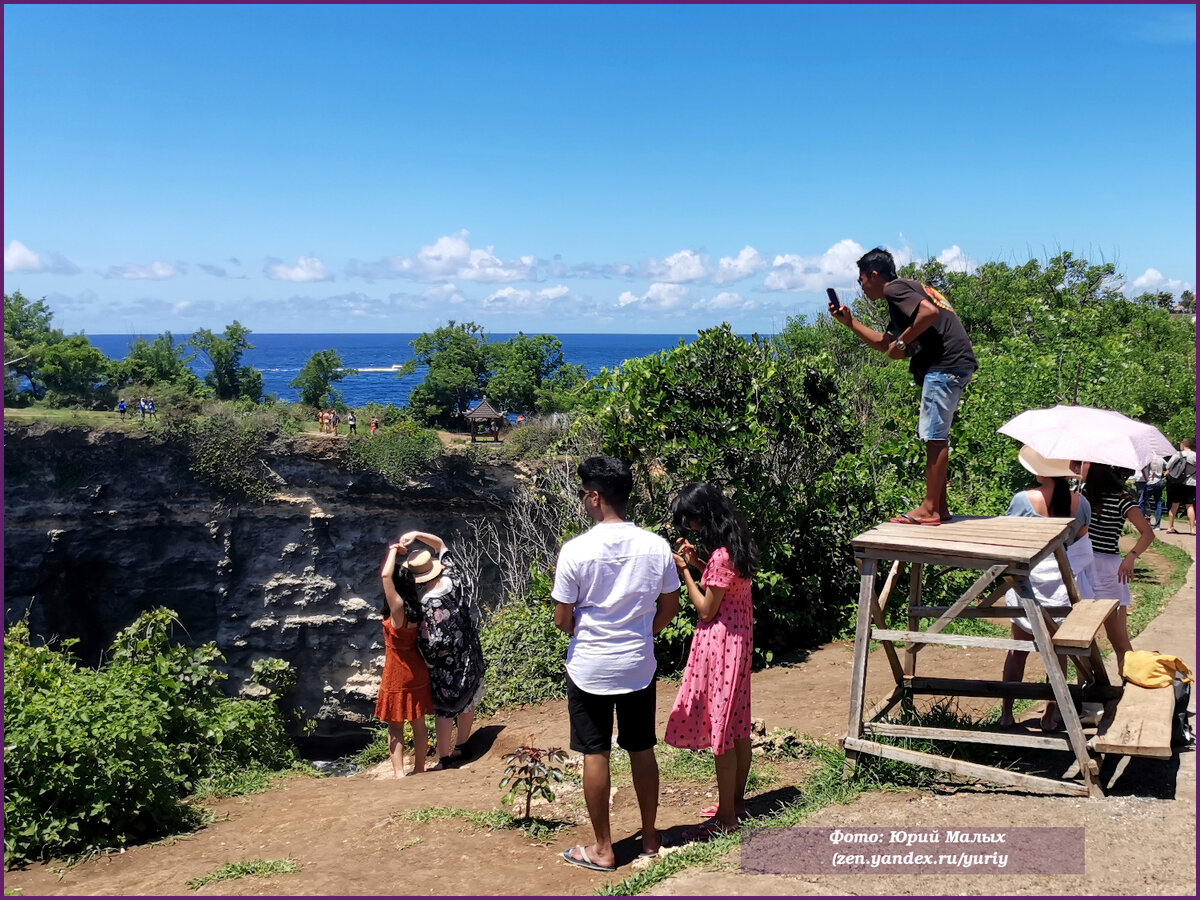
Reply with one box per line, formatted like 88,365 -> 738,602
4,4 -> 1196,336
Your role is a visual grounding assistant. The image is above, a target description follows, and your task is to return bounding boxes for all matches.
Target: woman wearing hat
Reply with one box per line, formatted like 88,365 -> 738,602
396,530 -> 486,766
998,446 -> 1093,731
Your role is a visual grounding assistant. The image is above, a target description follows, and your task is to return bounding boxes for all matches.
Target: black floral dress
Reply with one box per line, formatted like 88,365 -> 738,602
416,552 -> 486,717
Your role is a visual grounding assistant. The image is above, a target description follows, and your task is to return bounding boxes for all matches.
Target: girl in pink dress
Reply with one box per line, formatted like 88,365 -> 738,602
664,483 -> 759,835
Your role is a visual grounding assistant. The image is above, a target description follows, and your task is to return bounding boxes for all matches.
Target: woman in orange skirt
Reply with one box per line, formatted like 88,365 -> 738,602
376,541 -> 435,777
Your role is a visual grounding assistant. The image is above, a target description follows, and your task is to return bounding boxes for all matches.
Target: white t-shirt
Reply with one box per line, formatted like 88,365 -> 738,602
552,521 -> 681,695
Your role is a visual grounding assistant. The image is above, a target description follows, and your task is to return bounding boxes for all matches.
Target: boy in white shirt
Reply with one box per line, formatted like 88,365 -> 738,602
553,456 -> 680,870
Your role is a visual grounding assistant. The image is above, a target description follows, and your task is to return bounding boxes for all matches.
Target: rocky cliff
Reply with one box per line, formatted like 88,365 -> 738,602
2,422 -> 516,743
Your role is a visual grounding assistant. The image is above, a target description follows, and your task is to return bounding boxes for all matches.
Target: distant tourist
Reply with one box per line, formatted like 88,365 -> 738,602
147,398 -> 156,419
332,410 -> 341,435
553,456 -> 680,870
1082,461 -> 1155,675
396,529 -> 485,769
138,398 -> 147,421
117,399 -> 127,419
376,540 -> 435,777
1140,454 -> 1167,529
998,447 -> 1093,731
829,248 -> 977,526
370,415 -> 379,435
665,483 -> 759,837
347,410 -> 357,435
1165,437 -> 1196,534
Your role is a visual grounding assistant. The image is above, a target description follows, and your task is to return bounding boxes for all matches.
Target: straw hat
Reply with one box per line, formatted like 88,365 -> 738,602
403,549 -> 444,584
1018,445 -> 1076,479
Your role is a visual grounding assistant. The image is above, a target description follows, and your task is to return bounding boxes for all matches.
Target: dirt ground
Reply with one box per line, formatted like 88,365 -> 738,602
5,534 -> 1194,897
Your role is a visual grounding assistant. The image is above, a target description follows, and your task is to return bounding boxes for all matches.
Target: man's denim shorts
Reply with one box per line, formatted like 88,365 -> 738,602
918,369 -> 974,441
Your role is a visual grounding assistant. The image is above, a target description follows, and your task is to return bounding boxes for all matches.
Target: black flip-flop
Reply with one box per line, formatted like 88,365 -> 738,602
562,846 -> 616,872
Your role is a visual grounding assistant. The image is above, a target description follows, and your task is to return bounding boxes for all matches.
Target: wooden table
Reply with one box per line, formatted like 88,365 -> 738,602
843,516 -> 1122,798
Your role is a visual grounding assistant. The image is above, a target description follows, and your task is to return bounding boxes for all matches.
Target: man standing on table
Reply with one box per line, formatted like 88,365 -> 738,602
830,247 -> 977,526
553,456 -> 681,870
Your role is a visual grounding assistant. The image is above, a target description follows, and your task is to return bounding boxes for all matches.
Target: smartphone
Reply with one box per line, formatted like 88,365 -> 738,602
826,288 -> 841,311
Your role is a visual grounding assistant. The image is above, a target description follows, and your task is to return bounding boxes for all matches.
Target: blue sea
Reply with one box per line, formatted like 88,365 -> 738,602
88,333 -> 696,409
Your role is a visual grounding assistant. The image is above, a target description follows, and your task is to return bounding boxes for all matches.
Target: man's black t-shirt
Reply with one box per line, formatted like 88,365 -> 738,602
883,278 -> 977,380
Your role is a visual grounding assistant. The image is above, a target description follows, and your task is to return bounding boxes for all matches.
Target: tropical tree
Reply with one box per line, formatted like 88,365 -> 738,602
111,332 -> 200,392
38,336 -> 113,406
188,321 -> 262,402
488,333 -> 587,415
4,290 -> 65,398
400,321 -> 494,426
290,349 -> 358,407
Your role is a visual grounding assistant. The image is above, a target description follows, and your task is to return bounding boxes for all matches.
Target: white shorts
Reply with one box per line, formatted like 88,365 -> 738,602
1090,552 -> 1131,607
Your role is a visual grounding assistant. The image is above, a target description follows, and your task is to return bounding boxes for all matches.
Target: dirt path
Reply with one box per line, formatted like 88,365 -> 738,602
6,535 -> 1194,897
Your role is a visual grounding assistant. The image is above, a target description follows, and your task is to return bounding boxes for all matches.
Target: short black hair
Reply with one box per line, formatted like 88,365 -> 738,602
578,456 -> 633,506
856,247 -> 897,281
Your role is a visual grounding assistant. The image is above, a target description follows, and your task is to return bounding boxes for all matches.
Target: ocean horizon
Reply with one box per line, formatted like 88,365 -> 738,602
88,332 -> 705,409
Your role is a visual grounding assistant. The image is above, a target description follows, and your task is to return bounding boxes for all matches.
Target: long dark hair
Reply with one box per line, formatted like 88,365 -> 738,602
1082,462 -> 1135,506
671,482 -> 759,578
1047,476 -> 1073,518
380,555 -> 423,624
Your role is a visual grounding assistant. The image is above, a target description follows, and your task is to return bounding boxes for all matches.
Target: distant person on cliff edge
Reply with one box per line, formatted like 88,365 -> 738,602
553,456 -> 680,870
347,410 -> 357,435
829,247 -> 977,526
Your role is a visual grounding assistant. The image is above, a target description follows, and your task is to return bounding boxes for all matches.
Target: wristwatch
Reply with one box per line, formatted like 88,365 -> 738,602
894,337 -> 907,353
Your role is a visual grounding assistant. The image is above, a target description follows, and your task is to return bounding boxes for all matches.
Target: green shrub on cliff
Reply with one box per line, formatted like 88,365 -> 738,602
2,610 -> 296,868
344,418 -> 442,484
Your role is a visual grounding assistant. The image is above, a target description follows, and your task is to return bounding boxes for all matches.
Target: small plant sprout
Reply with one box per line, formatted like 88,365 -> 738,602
499,744 -> 567,819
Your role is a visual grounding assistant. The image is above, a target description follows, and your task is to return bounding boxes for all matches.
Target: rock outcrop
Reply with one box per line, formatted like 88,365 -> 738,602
3,423 -> 515,742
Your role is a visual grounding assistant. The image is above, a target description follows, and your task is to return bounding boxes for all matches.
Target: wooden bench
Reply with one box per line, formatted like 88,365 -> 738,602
1092,682 -> 1176,759
1052,599 -> 1119,653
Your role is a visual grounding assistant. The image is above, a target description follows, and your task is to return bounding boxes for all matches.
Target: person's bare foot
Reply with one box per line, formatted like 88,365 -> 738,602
1040,704 -> 1062,732
998,712 -> 1016,728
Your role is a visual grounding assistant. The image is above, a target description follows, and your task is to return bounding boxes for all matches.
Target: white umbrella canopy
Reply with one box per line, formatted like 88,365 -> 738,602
998,405 -> 1175,472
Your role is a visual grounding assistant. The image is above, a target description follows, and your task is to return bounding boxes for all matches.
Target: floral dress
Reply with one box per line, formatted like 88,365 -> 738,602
416,552 -> 486,718
664,547 -> 753,755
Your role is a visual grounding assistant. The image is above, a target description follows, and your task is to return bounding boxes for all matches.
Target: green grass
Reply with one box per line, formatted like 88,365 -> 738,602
1127,541 -> 1192,640
608,746 -> 777,792
2,406 -> 123,428
188,762 -> 317,801
397,807 -> 570,844
186,858 -> 299,890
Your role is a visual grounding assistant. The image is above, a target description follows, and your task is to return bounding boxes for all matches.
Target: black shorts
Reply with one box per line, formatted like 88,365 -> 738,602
565,672 -> 657,755
1167,483 -> 1196,507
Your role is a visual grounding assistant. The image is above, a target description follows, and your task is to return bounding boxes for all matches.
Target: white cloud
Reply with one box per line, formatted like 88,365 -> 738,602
483,284 -> 573,314
713,246 -> 767,284
618,282 -> 689,313
641,249 -> 709,283
936,245 -> 977,273
694,291 -> 759,312
266,255 -> 330,282
105,260 -> 177,280
1129,268 -> 1191,295
354,230 -> 537,284
5,240 -> 41,272
763,239 -> 865,292
4,240 -> 78,274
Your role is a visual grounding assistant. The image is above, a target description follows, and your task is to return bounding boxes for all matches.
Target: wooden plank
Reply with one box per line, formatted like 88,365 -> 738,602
915,563 -> 1008,649
853,547 -> 1046,576
873,629 -> 1036,652
906,676 -> 1122,702
864,685 -> 906,723
844,560 -> 877,776
1014,576 -> 1100,796
855,516 -> 1072,545
869,523 -> 1060,548
909,606 -> 1029,618
864,721 -> 1075,751
853,534 -> 1048,565
842,737 -> 1089,797
1055,545 -> 1085,606
1052,599 -> 1119,649
903,562 -> 923,679
876,560 -> 903,616
1093,683 -> 1175,759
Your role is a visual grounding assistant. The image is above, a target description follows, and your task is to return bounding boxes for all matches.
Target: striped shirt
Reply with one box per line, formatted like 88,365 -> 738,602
1089,492 -> 1135,556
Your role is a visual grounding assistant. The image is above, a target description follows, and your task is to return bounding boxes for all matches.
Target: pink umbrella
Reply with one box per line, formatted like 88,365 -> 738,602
998,405 -> 1175,471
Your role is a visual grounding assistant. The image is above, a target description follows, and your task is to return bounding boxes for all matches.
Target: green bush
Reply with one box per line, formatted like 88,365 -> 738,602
500,419 -> 567,461
2,610 -> 296,867
344,419 -> 442,484
478,570 -> 570,715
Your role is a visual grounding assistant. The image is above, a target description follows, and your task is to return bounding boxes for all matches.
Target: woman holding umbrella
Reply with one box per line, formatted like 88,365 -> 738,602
1081,461 -> 1155,677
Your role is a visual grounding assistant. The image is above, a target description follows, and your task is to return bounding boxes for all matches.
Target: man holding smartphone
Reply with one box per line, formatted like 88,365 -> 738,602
829,247 -> 977,526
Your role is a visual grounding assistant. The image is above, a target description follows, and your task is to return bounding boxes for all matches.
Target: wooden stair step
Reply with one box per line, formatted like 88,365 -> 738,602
1052,599 -> 1119,650
1092,683 -> 1175,759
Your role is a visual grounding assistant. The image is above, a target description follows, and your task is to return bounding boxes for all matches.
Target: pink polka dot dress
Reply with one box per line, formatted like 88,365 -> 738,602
665,547 -> 753,756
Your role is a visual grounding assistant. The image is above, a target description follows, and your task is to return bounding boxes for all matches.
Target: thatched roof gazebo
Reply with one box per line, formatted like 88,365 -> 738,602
464,398 -> 505,442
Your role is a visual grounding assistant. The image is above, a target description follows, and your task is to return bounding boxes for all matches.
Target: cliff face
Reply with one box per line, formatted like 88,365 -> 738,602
2,423 -> 515,739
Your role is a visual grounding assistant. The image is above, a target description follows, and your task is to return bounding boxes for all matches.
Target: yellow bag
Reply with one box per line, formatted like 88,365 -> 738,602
1122,650 -> 1194,688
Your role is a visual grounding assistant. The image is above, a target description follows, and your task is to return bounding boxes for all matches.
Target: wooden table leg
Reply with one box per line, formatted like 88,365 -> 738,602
844,558 -> 878,777
1014,575 -> 1103,797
